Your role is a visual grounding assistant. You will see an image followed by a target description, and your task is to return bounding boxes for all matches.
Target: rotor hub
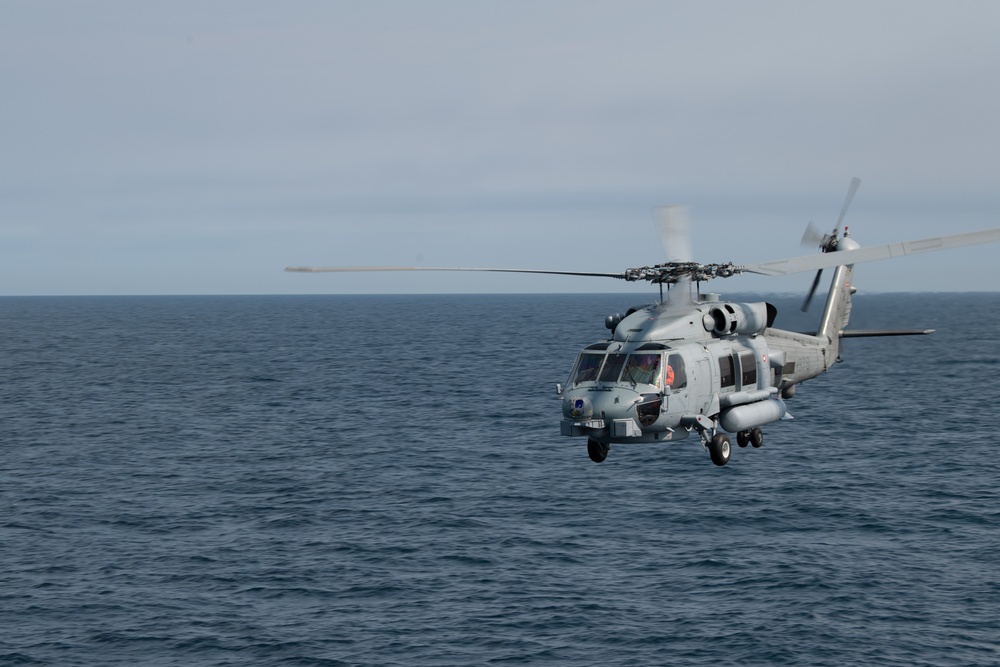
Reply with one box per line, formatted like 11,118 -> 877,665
623,262 -> 742,285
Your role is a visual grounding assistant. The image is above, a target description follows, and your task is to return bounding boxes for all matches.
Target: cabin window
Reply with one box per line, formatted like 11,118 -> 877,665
740,352 -> 757,388
622,353 -> 662,387
573,353 -> 605,383
719,355 -> 735,388
666,353 -> 688,389
599,353 -> 628,383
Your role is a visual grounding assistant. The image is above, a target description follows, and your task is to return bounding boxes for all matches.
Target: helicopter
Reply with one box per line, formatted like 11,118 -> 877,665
286,180 -> 1000,466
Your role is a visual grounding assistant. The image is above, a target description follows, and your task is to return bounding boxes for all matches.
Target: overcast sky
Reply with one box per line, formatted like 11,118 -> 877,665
3,1 -> 1000,296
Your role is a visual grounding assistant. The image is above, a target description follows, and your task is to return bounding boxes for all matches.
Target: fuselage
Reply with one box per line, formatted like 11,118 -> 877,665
559,233 -> 864,450
559,298 -> 828,445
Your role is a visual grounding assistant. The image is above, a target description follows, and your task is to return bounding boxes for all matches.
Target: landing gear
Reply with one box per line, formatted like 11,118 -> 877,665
735,428 -> 764,450
708,433 -> 731,466
587,439 -> 609,463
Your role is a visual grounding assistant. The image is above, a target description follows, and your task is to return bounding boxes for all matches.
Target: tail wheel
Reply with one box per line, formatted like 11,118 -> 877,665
709,434 -> 731,466
587,439 -> 609,463
737,431 -> 749,448
750,427 -> 764,448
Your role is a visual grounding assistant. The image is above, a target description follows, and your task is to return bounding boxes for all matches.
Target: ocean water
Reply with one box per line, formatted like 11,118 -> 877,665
2,292 -> 999,666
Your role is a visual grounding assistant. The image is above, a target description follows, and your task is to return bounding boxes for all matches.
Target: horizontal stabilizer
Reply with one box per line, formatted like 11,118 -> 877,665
840,329 -> 935,337
801,329 -> 935,337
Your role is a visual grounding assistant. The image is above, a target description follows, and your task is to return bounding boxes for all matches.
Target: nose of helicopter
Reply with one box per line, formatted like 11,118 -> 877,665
564,394 -> 594,420
562,388 -> 643,422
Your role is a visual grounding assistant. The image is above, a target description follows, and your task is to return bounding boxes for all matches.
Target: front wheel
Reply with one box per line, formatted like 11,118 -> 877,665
709,434 -> 731,466
587,439 -> 609,463
750,427 -> 764,448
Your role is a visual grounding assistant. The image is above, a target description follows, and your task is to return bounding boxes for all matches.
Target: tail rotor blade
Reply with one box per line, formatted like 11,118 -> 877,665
833,177 -> 861,236
800,220 -> 826,249
801,269 -> 824,311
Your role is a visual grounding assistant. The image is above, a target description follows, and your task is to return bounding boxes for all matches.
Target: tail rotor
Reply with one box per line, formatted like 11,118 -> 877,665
800,177 -> 861,311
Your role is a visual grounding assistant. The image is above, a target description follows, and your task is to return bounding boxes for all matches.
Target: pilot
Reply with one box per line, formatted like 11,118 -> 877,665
634,354 -> 659,385
667,354 -> 686,389
664,363 -> 675,388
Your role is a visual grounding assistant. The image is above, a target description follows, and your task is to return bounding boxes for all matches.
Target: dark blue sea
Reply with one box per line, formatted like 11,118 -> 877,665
2,293 -> 999,666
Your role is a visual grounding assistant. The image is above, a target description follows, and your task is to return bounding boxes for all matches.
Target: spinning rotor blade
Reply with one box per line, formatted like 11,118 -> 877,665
285,265 -> 628,279
801,269 -> 824,311
651,205 -> 696,304
798,178 -> 861,308
800,221 -> 826,248
834,177 -> 861,236
743,227 -> 1000,276
287,225 -> 1000,288
653,206 -> 693,263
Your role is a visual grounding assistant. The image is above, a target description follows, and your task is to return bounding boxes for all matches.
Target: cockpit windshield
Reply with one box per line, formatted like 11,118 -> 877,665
572,352 -> 604,383
599,353 -> 627,383
622,353 -> 662,387
572,349 -> 684,389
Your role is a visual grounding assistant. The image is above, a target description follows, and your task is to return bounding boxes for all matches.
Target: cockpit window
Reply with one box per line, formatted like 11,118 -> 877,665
666,353 -> 688,390
573,353 -> 605,383
622,353 -> 662,387
599,353 -> 627,382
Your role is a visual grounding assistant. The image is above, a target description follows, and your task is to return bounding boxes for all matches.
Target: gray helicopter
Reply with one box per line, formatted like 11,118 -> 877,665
287,181 -> 1000,466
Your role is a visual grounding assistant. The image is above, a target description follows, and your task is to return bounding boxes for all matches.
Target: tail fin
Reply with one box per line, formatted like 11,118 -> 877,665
815,237 -> 860,366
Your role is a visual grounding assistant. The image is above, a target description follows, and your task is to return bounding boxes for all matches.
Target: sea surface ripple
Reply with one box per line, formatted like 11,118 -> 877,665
2,293 -> 999,666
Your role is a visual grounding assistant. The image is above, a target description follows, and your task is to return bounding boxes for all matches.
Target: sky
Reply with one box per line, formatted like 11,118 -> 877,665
3,1 -> 1000,296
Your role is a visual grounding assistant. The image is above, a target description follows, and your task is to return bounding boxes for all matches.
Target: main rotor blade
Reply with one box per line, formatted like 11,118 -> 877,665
285,265 -> 628,279
742,227 -> 1000,276
653,206 -> 693,263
